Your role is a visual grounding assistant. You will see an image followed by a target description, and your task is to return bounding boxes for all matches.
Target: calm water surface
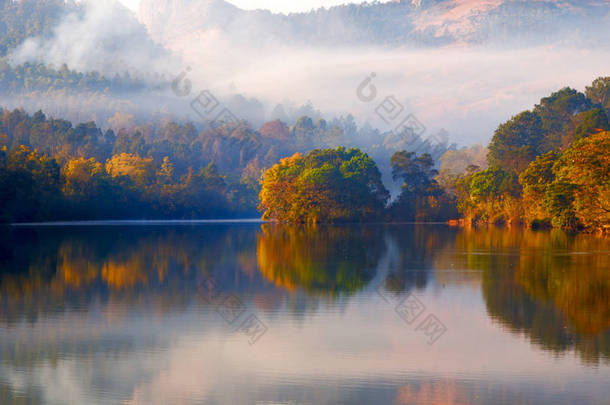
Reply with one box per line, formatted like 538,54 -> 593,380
0,223 -> 609,404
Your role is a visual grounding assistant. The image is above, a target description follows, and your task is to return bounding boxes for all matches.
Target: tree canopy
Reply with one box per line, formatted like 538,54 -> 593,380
258,147 -> 388,223
487,111 -> 544,174
388,151 -> 456,221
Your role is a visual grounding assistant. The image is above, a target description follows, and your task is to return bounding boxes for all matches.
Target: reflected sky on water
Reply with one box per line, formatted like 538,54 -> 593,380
0,224 -> 609,404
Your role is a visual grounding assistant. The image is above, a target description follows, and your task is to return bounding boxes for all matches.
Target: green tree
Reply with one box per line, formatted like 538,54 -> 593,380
533,87 -> 593,150
1,145 -> 61,221
518,151 -> 559,228
574,108 -> 609,140
259,147 -> 388,223
389,151 -> 453,221
458,167 -> 522,225
585,77 -> 610,112
487,111 -> 544,174
292,116 -> 315,150
543,181 -> 578,230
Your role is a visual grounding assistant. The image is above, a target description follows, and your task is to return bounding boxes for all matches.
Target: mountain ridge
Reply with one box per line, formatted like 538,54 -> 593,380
138,0 -> 610,48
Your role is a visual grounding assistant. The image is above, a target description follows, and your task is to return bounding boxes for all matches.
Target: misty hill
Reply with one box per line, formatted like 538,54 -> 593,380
4,0 -> 610,148
138,0 -> 610,49
4,0 -> 175,78
0,0 -> 76,57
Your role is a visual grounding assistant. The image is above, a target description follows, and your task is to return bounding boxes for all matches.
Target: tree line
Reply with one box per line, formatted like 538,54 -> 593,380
260,77 -> 610,233
0,61 -> 153,94
0,108 -> 259,221
0,101 -> 454,222
2,77 -> 608,230
449,78 -> 610,233
258,147 -> 456,224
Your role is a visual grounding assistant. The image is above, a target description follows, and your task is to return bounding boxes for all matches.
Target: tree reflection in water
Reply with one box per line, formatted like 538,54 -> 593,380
449,228 -> 610,365
256,224 -> 384,296
0,224 -> 608,364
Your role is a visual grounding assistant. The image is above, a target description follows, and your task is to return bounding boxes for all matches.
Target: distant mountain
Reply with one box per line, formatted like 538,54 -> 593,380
138,0 -> 610,49
138,0 -> 240,45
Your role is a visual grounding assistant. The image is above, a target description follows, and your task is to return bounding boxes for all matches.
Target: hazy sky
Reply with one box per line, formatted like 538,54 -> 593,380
119,0 -> 382,13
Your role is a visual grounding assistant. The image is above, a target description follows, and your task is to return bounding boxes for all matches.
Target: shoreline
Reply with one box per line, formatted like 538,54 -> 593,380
9,219 -> 265,226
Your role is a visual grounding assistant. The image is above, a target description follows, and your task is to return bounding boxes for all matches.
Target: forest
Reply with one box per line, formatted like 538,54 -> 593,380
0,99 -> 451,222
0,108 -> 259,221
1,77 -> 609,233
260,78 -> 610,233
449,80 -> 610,233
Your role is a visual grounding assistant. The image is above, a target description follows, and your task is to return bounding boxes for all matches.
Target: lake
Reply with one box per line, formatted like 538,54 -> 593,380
0,223 -> 609,404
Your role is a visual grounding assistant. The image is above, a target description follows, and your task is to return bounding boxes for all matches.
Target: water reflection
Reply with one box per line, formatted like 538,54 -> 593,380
0,226 -> 268,325
0,224 -> 609,404
474,229 -> 610,365
381,225 -> 459,293
256,224 -> 384,295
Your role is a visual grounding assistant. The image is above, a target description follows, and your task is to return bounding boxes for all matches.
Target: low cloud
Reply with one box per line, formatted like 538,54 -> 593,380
9,0 -> 180,79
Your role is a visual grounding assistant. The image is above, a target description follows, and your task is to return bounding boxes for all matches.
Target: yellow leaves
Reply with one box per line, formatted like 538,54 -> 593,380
278,152 -> 303,167
64,157 -> 103,179
62,157 -> 104,195
0,132 -> 9,148
259,149 -> 386,223
556,131 -> 610,231
105,153 -> 154,185
259,155 -> 303,221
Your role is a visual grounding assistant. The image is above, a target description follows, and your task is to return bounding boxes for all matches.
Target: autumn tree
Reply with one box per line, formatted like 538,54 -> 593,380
156,156 -> 175,185
457,167 -> 522,225
552,131 -> 610,232
105,153 -> 155,187
518,151 -> 559,228
62,157 -> 106,198
517,131 -> 609,231
259,147 -> 388,223
573,108 -> 609,140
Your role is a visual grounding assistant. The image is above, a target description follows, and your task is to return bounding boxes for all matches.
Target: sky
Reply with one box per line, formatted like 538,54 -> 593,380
118,0 -> 384,13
